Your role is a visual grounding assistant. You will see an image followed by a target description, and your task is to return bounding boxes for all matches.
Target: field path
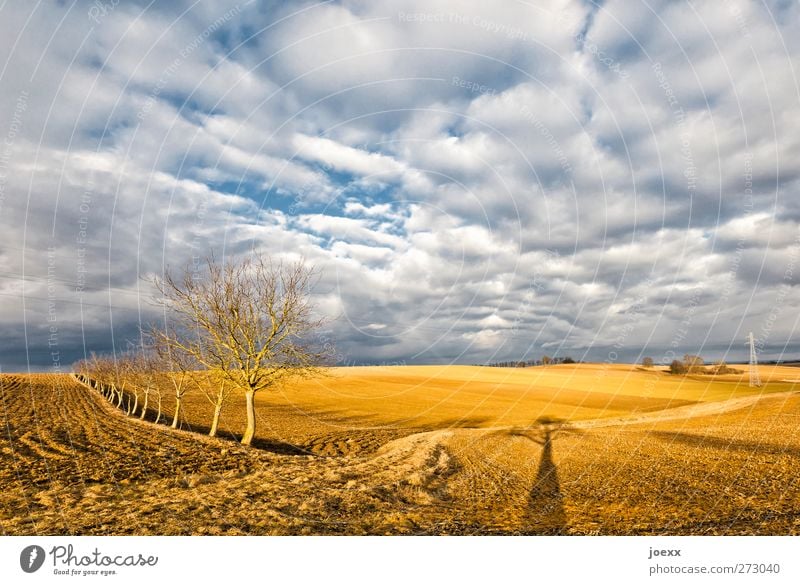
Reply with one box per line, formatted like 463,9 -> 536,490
566,388 -> 799,429
374,388 -> 800,534
448,387 -> 800,433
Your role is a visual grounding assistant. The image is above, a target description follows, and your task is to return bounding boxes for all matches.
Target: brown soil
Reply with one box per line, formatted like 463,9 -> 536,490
2,373 -> 799,535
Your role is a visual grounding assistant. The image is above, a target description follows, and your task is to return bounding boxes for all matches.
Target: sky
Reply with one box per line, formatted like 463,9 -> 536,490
0,0 -> 799,371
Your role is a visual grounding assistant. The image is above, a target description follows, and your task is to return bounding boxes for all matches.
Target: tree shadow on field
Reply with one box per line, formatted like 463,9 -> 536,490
508,416 -> 580,535
166,416 -> 314,456
249,437 -> 314,455
421,416 -> 493,430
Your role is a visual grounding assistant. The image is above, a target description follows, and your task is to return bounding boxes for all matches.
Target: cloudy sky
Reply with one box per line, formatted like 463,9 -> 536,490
1,0 -> 799,371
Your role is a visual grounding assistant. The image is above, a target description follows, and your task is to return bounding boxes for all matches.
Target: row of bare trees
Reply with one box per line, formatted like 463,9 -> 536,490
75,347 -> 235,436
75,350 -> 166,424
74,253 -> 330,445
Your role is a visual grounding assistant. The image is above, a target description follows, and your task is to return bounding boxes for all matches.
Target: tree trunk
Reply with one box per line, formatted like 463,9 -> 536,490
241,389 -> 256,446
156,394 -> 162,424
131,391 -> 139,417
116,387 -> 123,408
125,385 -> 133,415
209,399 -> 223,437
171,395 -> 181,429
139,390 -> 149,420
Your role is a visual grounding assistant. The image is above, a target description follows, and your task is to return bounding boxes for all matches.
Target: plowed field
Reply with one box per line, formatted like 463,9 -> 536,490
2,365 -> 799,535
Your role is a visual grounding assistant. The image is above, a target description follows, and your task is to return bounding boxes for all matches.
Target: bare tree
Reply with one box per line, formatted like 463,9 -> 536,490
92,353 -> 126,409
76,348 -> 166,424
150,253 -> 329,445
84,353 -> 115,402
709,360 -> 740,375
682,354 -> 705,373
121,355 -> 139,416
192,369 -> 231,437
129,349 -> 159,421
149,332 -> 196,429
153,384 -> 164,423
86,353 -> 113,401
642,357 -> 654,368
669,359 -> 687,375
74,357 -> 92,386
97,351 -> 139,414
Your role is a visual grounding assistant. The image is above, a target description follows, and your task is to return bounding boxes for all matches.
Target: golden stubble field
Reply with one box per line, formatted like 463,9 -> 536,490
1,363 -> 799,535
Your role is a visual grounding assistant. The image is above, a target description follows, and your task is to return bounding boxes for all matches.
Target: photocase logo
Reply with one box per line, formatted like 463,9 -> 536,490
20,545 -> 46,573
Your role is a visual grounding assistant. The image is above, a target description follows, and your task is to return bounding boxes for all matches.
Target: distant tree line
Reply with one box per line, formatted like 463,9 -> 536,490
485,355 -> 577,368
641,354 -> 742,376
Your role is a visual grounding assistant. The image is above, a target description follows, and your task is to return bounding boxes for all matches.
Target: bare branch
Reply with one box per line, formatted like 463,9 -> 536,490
146,252 -> 332,445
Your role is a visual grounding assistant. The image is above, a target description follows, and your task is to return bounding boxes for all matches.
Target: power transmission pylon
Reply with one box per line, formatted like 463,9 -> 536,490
748,332 -> 761,387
